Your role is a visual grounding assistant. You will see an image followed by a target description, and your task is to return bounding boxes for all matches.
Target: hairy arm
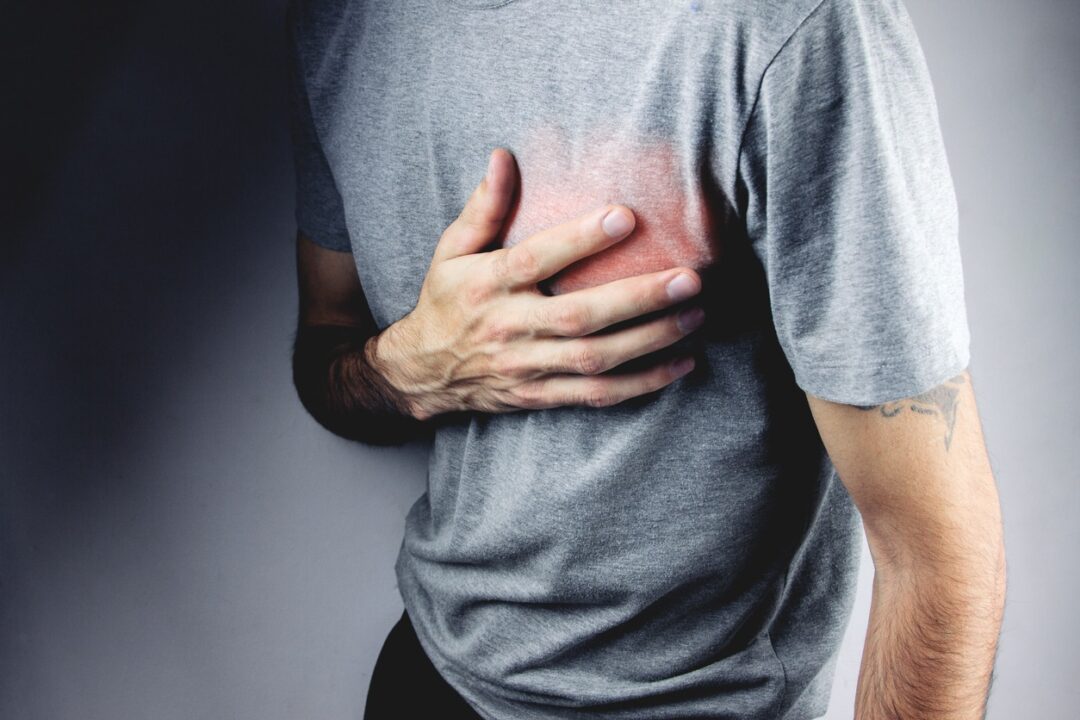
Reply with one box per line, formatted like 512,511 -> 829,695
291,232 -> 428,446
292,324 -> 426,446
806,370 -> 1006,719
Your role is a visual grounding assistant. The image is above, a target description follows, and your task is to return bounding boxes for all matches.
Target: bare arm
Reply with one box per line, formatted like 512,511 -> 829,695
806,370 -> 1006,718
291,232 -> 427,446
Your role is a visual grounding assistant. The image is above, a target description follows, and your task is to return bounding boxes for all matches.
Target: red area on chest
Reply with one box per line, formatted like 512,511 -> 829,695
500,126 -> 723,296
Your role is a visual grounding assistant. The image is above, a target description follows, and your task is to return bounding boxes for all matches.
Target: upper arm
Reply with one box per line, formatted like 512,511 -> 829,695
805,369 -> 1003,569
733,1 -> 1000,571
296,231 -> 377,330
289,7 -> 362,330
739,0 -> 970,408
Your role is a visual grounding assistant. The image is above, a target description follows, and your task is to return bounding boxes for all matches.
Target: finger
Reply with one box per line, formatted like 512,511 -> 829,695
487,203 -> 636,290
522,267 -> 702,338
434,148 -> 517,264
515,355 -> 696,410
533,305 -> 704,376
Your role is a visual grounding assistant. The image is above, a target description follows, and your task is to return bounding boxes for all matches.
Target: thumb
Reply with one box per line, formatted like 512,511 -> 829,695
433,147 -> 517,264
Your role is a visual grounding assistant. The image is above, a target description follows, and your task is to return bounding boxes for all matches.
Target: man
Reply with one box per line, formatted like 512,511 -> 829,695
288,0 -> 1006,718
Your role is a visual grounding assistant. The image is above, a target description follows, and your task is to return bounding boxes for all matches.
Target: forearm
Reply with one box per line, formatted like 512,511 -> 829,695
291,322 -> 428,446
856,530 -> 1007,719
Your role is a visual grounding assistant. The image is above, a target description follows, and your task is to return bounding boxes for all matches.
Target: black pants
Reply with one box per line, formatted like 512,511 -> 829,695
364,610 -> 486,719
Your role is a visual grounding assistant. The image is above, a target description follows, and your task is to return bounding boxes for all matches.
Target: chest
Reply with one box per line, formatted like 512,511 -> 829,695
310,2 -> 745,328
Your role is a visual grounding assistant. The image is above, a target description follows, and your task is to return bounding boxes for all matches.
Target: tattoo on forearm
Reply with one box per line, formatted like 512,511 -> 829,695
854,372 -> 966,451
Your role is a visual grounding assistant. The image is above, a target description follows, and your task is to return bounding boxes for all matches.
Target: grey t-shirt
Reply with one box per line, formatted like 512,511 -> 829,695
287,1 -> 971,718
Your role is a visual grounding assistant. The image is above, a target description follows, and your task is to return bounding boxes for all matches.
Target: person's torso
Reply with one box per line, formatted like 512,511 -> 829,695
294,2 -> 861,718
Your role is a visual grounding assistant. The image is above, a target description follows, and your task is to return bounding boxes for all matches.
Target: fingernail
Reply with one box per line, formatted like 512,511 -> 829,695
666,273 -> 698,301
676,306 -> 705,333
602,207 -> 634,237
486,150 -> 497,183
671,356 -> 695,376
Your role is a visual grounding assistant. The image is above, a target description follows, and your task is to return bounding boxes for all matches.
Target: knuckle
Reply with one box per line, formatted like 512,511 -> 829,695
487,251 -> 507,284
523,302 -> 551,334
511,382 -> 541,409
462,278 -> 491,307
525,302 -> 553,333
449,211 -> 478,239
489,249 -> 514,286
461,186 -> 491,227
546,303 -> 589,337
643,279 -> 667,313
582,380 -> 613,408
490,350 -> 523,379
653,282 -> 672,311
507,244 -> 540,282
483,319 -> 517,344
579,209 -> 602,240
661,315 -> 685,343
568,343 -> 605,375
616,279 -> 655,318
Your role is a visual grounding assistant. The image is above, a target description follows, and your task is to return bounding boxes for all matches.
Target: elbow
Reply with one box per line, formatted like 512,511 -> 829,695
290,337 -> 428,448
291,344 -> 343,436
291,331 -> 355,440
864,503 -> 1007,617
861,464 -> 1005,581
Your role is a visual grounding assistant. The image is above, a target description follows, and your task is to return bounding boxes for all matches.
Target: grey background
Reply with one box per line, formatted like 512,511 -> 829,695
1,1 -> 1075,718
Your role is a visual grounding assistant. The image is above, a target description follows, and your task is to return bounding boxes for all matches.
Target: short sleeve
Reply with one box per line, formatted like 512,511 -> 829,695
737,0 -> 971,406
286,2 -> 352,252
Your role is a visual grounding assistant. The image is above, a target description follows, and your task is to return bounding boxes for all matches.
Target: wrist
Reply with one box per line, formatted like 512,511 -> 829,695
363,319 -> 432,422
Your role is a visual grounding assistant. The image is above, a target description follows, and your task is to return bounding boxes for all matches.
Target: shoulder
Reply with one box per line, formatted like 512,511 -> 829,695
744,0 -> 915,61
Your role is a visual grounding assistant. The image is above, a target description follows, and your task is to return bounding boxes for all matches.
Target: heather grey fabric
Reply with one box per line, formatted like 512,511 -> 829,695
287,1 -> 970,718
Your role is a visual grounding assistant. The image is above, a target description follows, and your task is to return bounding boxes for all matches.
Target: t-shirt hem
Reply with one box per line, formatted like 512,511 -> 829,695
296,222 -> 352,253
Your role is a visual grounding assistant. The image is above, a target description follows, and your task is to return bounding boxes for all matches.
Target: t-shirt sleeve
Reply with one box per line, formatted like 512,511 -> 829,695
736,0 -> 971,406
286,4 -> 352,253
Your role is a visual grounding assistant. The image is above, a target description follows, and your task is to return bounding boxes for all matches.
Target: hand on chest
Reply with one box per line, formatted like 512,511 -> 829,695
501,124 -> 725,296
